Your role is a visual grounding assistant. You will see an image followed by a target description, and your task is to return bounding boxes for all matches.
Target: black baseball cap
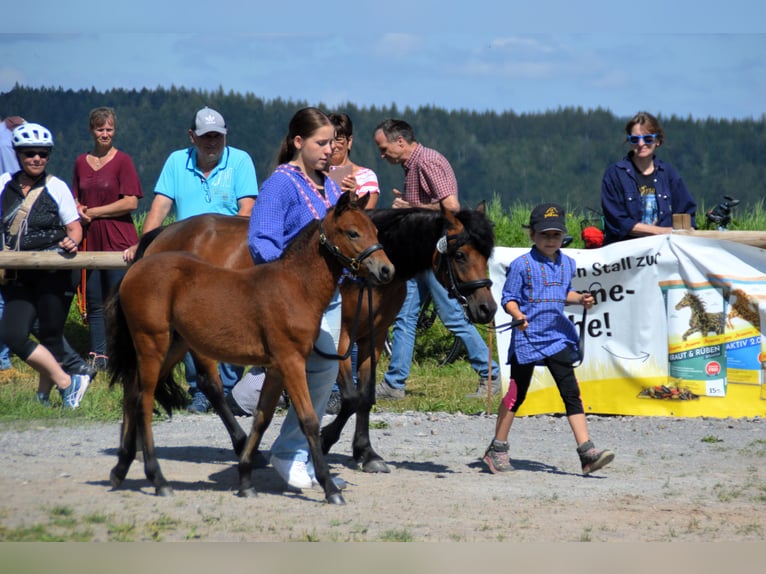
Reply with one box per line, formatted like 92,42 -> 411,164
526,203 -> 567,233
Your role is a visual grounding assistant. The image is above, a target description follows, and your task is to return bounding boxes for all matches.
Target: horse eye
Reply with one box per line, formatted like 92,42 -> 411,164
453,250 -> 466,262
348,230 -> 360,239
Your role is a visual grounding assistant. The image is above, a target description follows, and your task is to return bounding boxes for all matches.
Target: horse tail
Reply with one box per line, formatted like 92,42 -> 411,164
105,289 -> 188,416
154,358 -> 190,415
105,290 -> 137,393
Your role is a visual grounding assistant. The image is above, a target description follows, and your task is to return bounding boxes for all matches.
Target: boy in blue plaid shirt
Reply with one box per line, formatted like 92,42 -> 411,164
483,203 -> 614,476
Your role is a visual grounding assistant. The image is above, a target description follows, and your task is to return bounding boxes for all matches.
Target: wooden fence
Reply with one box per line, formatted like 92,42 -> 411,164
0,251 -> 128,270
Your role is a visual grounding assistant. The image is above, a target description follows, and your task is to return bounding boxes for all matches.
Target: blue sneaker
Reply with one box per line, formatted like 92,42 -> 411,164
36,392 -> 51,407
59,374 -> 90,409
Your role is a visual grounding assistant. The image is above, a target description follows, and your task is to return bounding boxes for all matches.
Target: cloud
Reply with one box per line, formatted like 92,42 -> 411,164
373,34 -> 424,60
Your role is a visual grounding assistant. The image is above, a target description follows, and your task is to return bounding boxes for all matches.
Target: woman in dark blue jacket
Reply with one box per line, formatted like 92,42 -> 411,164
601,111 -> 696,244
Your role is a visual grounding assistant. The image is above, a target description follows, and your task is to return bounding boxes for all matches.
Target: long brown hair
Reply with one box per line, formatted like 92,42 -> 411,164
277,107 -> 331,165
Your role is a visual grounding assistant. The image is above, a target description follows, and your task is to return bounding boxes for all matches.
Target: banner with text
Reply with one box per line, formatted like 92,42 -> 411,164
489,235 -> 766,418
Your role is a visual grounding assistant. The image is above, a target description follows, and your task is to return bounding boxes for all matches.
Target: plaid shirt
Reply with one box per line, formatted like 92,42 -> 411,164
501,247 -> 580,365
402,143 -> 458,206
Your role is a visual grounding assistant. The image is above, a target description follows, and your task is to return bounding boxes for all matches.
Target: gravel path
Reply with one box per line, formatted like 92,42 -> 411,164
1,411 -> 764,542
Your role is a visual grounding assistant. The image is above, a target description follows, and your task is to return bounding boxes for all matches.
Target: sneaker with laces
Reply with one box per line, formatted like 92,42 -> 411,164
577,440 -> 615,475
325,391 -> 342,415
483,439 -> 513,473
187,391 -> 212,413
466,375 -> 501,399
375,382 -> 405,400
271,455 -> 313,490
59,374 -> 90,409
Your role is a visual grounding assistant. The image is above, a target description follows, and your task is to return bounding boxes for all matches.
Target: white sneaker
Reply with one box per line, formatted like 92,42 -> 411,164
270,455 -> 313,490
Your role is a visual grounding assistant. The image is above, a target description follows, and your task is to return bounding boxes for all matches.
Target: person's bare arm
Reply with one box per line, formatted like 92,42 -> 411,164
236,197 -> 256,217
123,195 -> 173,262
439,194 -> 460,213
628,222 -> 672,237
79,196 -> 139,223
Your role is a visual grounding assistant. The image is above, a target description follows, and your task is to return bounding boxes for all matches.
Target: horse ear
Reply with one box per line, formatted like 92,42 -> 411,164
336,191 -> 351,214
474,200 -> 486,214
440,202 -> 460,230
356,192 -> 370,210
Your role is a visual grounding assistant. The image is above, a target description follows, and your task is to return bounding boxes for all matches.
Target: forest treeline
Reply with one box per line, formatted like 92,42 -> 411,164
1,85 -> 764,220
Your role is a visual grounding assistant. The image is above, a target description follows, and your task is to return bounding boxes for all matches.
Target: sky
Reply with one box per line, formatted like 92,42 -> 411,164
1,1 -> 764,121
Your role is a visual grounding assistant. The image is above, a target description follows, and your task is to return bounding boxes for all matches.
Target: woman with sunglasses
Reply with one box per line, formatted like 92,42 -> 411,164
601,111 -> 696,244
0,122 -> 89,408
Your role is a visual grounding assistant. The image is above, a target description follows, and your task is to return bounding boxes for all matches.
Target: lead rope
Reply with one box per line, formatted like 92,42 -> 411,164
76,236 -> 88,323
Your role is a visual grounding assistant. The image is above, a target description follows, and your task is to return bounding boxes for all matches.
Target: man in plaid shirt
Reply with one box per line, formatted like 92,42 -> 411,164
373,119 -> 500,400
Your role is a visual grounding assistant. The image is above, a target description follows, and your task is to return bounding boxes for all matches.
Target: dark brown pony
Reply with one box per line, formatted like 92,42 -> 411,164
106,192 -> 393,504
135,203 -> 497,474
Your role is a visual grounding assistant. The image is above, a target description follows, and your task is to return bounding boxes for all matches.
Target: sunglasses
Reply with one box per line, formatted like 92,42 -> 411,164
21,150 -> 50,159
626,134 -> 658,145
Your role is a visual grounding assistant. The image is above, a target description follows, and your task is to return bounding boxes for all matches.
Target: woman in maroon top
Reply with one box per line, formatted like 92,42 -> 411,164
72,107 -> 143,369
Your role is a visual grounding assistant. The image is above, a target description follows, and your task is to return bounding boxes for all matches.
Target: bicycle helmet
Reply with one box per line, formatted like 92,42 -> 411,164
12,122 -> 54,148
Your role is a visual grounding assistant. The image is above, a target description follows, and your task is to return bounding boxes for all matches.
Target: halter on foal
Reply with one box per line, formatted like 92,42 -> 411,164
107,192 -> 393,504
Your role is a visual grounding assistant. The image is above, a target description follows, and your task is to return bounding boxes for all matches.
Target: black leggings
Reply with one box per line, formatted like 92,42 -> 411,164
509,348 -> 584,416
0,270 -> 71,362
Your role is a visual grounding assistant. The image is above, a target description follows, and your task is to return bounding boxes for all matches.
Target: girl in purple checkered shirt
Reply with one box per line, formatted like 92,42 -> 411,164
482,203 -> 615,476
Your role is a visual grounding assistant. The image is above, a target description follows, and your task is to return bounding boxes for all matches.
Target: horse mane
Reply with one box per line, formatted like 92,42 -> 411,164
371,207 -> 495,278
134,226 -> 167,261
281,219 -> 321,260
453,208 -> 495,259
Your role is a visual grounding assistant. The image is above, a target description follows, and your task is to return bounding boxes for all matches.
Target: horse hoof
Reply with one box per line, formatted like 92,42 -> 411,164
362,459 -> 391,473
326,492 -> 346,505
237,488 -> 258,498
156,485 -> 174,497
109,468 -> 124,488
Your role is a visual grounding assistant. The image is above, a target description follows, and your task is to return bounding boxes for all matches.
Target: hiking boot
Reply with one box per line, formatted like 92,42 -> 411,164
483,439 -> 513,473
375,382 -> 405,400
59,374 -> 90,409
325,391 -> 342,415
187,391 -> 212,414
577,440 -> 615,475
466,375 -> 501,399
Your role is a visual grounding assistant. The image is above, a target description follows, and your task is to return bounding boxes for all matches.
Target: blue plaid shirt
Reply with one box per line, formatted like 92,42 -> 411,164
501,246 -> 580,364
248,164 -> 342,263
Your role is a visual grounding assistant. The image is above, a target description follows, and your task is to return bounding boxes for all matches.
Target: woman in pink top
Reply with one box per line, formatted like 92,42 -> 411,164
72,107 -> 143,369
328,112 -> 380,209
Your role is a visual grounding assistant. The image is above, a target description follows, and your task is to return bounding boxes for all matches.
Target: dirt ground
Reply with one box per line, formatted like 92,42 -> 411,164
0,410 -> 764,542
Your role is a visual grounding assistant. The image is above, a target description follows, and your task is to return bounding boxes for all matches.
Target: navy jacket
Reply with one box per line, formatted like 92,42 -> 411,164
601,154 -> 696,244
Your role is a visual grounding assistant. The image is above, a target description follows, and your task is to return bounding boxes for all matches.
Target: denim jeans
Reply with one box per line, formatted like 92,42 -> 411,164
183,352 -> 243,395
383,270 -> 499,390
85,268 -> 127,356
271,289 -> 341,464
